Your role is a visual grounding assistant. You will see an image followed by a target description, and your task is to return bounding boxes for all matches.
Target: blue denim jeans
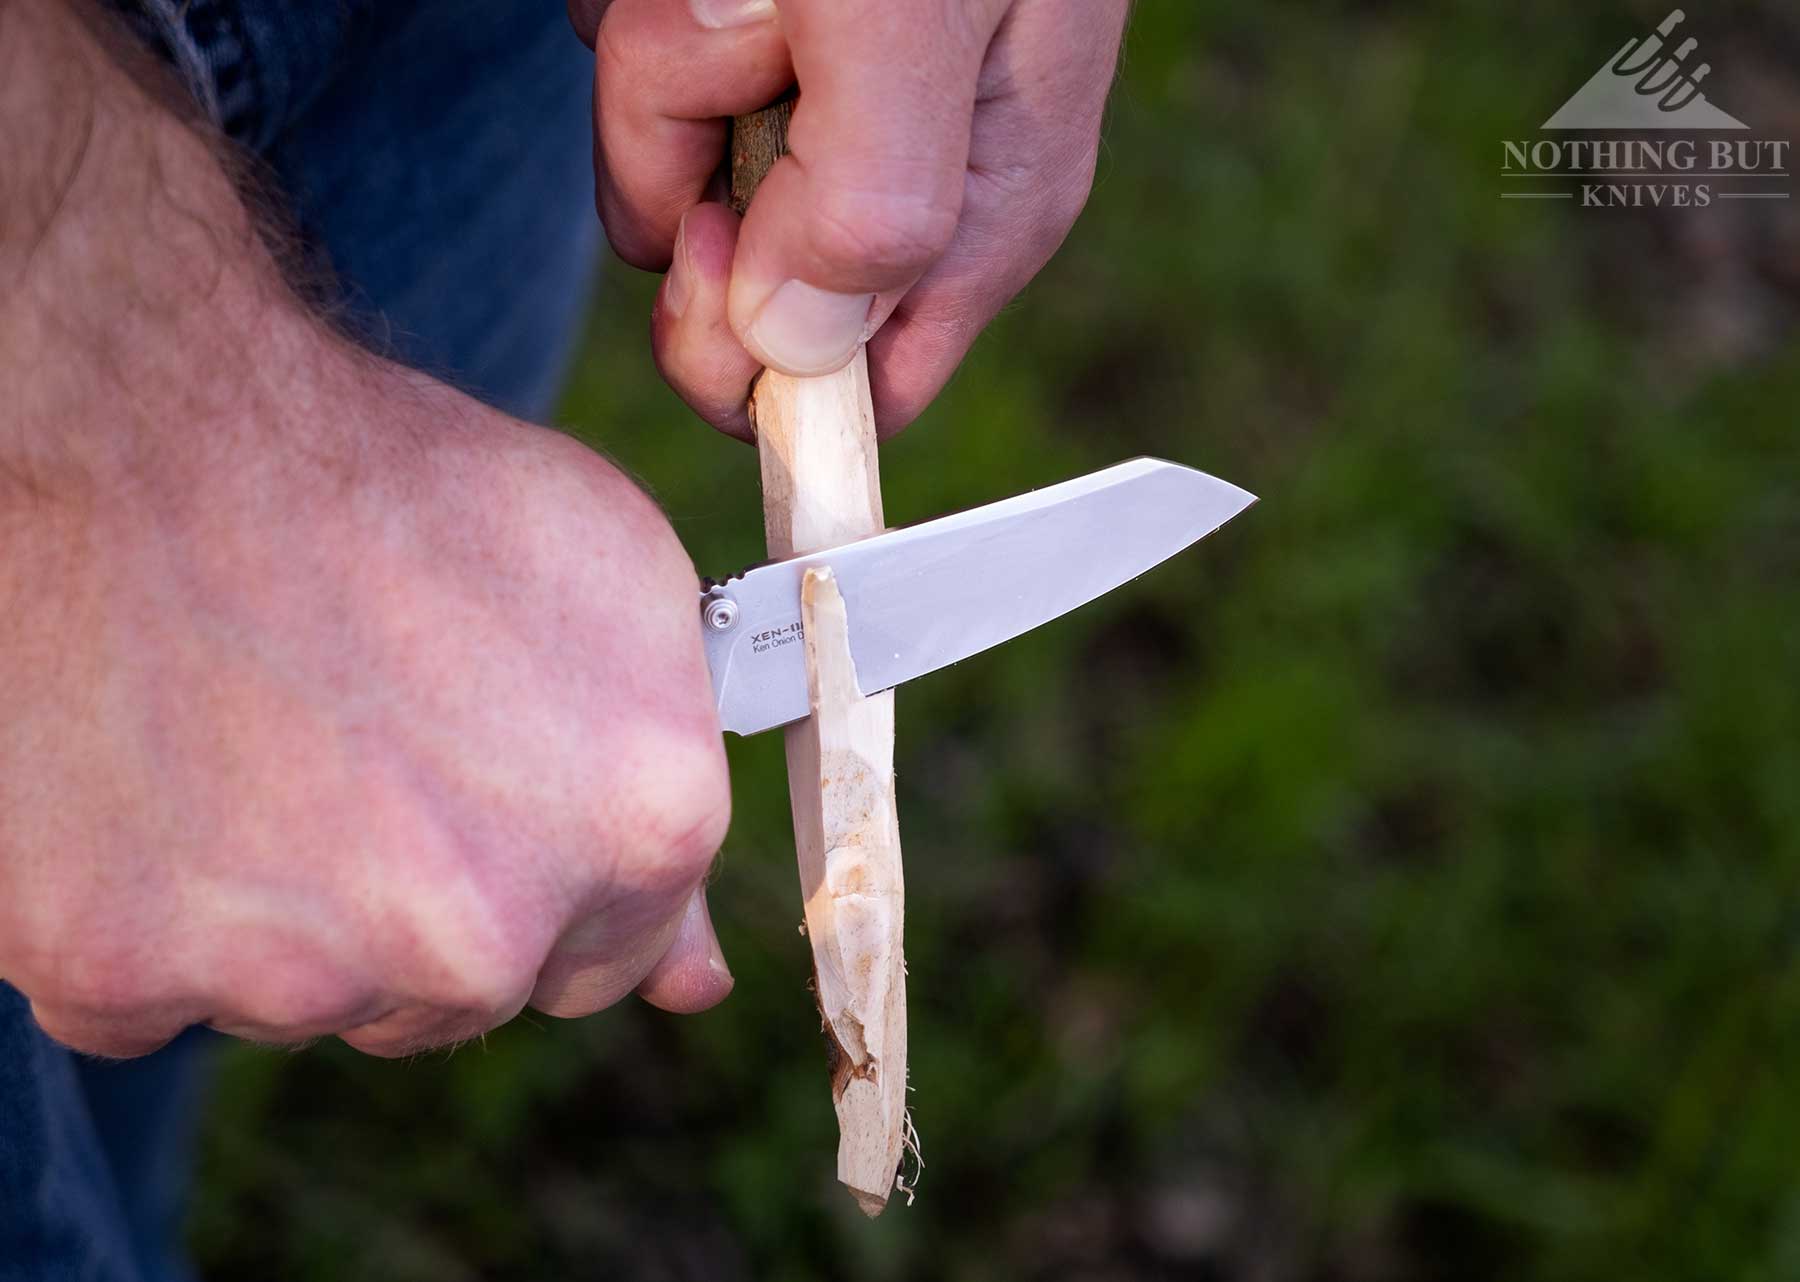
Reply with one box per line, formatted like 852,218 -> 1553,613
0,3 -> 599,1277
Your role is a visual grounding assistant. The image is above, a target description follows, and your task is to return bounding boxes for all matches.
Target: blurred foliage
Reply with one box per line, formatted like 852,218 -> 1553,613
189,2 -> 1800,1278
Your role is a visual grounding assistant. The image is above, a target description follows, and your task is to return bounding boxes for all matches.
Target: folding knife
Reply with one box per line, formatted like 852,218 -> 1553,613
699,458 -> 1256,736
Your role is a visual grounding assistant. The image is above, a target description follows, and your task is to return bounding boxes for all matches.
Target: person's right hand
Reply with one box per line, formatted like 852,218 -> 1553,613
0,347 -> 735,1059
3,0 -> 732,1060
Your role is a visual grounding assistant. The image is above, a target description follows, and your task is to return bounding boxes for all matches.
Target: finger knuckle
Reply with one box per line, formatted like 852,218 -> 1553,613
565,0 -> 607,45
403,887 -> 545,1018
658,786 -> 731,885
47,948 -> 155,1018
592,4 -> 677,122
622,734 -> 731,896
32,1010 -> 165,1060
536,434 -> 681,554
428,946 -> 537,1018
810,186 -> 960,283
229,972 -> 371,1038
600,203 -> 671,273
592,5 -> 637,85
609,471 -> 693,575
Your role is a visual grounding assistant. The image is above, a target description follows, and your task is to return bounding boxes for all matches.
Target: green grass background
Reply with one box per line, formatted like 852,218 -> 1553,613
189,3 -> 1800,1278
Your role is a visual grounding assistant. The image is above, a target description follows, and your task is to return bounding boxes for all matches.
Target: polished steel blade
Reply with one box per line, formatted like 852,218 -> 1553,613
702,458 -> 1256,736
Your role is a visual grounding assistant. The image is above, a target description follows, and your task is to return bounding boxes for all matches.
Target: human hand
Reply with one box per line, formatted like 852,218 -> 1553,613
0,0 -> 733,1059
0,353 -> 734,1058
568,0 -> 1130,438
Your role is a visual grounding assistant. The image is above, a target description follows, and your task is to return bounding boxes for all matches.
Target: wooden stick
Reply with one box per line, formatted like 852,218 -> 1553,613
732,103 -> 910,1217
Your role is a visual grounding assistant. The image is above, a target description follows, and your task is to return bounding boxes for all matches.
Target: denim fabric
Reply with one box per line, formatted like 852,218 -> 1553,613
3,2 -> 599,1276
267,1 -> 603,419
0,984 -> 213,1282
100,0 -> 376,150
105,0 -> 600,420
0,983 -> 147,1282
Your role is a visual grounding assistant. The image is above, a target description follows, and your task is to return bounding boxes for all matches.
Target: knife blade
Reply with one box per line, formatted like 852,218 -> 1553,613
700,458 -> 1256,737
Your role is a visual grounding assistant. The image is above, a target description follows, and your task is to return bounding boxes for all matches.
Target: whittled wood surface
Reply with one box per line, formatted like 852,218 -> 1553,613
796,568 -> 908,1216
732,104 -> 910,1217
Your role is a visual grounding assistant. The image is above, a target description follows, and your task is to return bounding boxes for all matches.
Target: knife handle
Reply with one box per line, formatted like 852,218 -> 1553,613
731,101 -> 910,1218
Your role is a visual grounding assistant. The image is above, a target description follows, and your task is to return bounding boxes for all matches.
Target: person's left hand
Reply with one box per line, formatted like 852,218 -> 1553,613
567,0 -> 1130,439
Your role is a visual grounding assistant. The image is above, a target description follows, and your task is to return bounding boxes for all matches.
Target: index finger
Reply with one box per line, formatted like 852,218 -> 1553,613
591,0 -> 793,269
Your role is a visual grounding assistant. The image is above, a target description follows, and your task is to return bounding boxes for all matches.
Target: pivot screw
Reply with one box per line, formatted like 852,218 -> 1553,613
703,593 -> 740,632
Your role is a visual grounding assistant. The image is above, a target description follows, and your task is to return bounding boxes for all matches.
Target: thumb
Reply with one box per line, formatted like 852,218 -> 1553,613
635,886 -> 735,1014
726,0 -> 1009,376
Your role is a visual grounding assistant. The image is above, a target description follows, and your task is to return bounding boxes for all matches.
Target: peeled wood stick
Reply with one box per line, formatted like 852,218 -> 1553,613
732,102 -> 910,1217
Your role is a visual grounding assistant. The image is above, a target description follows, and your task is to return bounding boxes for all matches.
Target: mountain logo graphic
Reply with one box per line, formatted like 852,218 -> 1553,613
1544,10 -> 1748,130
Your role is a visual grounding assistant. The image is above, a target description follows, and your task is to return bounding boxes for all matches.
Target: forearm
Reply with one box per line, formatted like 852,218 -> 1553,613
0,0 -> 347,505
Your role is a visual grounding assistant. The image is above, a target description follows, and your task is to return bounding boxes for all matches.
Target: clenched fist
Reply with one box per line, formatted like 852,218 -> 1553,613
0,339 -> 733,1059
